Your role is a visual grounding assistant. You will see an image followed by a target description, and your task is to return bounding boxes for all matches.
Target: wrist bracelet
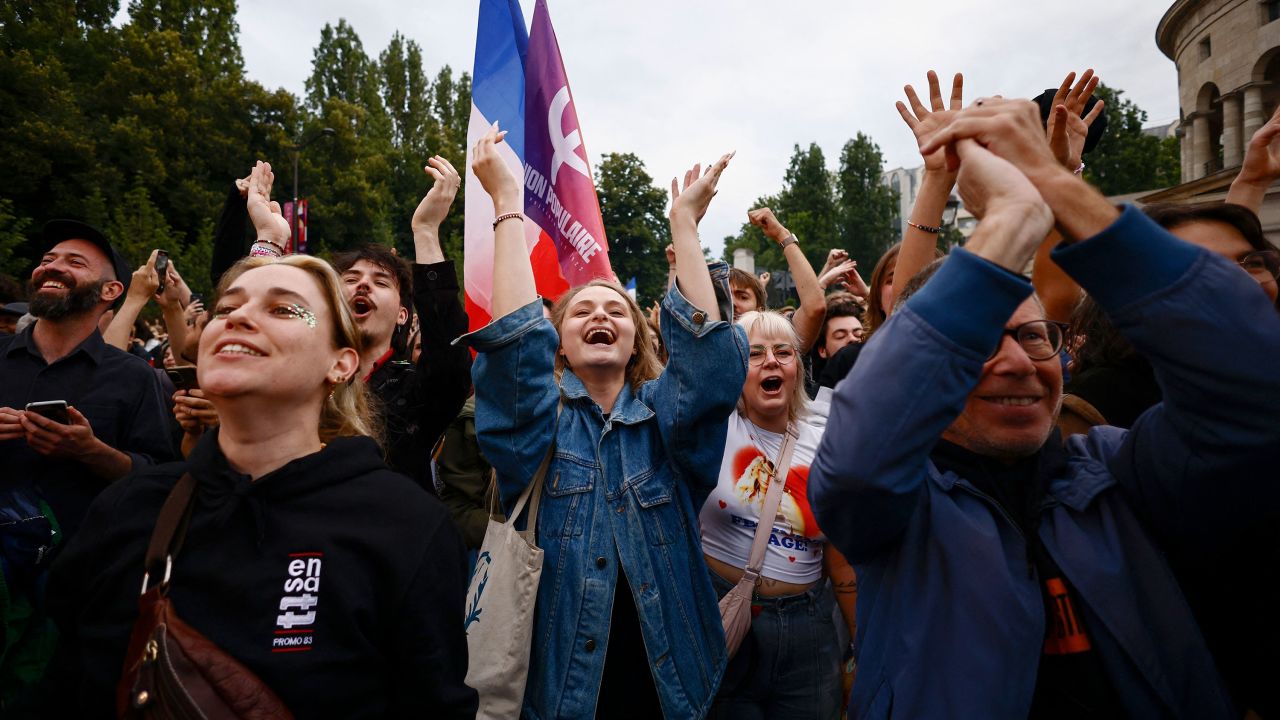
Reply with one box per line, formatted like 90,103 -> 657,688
1074,162 -> 1086,176
493,212 -> 523,230
778,234 -> 798,250
250,242 -> 283,258
907,220 -> 941,234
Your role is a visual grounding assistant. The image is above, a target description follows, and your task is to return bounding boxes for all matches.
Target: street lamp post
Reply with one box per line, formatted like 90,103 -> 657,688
290,127 -> 336,250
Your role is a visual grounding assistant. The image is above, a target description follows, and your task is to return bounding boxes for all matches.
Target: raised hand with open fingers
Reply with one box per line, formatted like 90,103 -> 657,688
412,155 -> 462,235
1046,69 -> 1105,172
670,152 -> 734,225
898,70 -> 965,174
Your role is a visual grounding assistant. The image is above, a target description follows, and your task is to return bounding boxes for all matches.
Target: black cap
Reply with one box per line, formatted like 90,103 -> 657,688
0,302 -> 28,317
41,219 -> 132,293
1032,89 -> 1108,156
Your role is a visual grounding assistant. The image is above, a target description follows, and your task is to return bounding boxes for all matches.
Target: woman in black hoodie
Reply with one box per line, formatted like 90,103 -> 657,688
44,255 -> 477,718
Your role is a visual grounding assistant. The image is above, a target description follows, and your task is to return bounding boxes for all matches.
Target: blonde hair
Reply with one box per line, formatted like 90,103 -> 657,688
549,279 -> 664,390
214,255 -> 381,445
736,310 -> 810,426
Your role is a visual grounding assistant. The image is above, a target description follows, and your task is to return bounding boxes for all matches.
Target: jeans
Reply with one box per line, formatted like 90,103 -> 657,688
708,571 -> 842,720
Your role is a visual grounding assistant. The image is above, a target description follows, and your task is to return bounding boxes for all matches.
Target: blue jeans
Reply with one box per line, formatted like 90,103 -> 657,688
708,571 -> 842,720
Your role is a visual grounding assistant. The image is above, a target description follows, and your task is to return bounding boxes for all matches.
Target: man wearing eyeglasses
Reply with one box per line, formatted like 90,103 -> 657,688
811,98 -> 1280,720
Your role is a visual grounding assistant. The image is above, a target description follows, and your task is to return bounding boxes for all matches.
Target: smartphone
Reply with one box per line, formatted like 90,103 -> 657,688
154,250 -> 169,294
165,365 -> 199,390
25,400 -> 69,425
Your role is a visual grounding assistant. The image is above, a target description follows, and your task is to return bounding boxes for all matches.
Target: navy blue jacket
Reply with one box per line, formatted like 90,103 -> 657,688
811,206 -> 1280,719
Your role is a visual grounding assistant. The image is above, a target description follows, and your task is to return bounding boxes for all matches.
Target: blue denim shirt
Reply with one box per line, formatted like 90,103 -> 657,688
465,283 -> 748,719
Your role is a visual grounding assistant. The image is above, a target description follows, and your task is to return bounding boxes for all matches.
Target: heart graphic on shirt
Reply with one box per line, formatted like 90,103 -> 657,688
788,556 -> 796,562
718,500 -> 727,509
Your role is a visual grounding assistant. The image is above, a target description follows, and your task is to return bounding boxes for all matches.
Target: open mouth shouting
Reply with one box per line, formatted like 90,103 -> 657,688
350,294 -> 376,320
759,375 -> 785,395
585,326 -> 616,346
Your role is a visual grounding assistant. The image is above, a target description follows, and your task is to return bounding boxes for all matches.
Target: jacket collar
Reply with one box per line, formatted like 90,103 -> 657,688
927,431 -> 1116,512
560,370 -> 654,425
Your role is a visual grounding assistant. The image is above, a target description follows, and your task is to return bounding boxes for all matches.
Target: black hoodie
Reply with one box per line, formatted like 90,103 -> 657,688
45,430 -> 477,719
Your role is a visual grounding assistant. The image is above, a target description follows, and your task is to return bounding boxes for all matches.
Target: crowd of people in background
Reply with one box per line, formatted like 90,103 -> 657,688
1,66 -> 1279,720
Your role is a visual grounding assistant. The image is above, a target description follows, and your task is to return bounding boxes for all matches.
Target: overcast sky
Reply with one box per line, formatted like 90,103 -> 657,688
213,0 -> 1181,254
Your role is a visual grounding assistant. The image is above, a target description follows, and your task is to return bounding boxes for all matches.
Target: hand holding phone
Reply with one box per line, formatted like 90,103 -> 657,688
165,365 -> 199,391
154,250 -> 170,294
25,400 -> 69,425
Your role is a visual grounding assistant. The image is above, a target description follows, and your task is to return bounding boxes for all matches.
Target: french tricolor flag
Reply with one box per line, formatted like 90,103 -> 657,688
464,0 -> 613,332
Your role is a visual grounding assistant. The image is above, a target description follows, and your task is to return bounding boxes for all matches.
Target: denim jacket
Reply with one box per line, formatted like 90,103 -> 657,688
811,207 -> 1280,718
464,280 -> 748,719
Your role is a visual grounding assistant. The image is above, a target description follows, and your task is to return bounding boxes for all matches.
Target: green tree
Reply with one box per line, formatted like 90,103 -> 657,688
835,133 -> 898,270
595,153 -> 671,305
1084,84 -> 1181,196
0,199 -> 33,277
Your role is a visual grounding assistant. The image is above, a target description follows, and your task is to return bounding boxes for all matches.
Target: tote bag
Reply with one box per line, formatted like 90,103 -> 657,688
463,443 -> 555,720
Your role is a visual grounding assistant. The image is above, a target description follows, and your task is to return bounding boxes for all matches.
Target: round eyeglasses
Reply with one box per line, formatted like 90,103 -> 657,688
987,320 -> 1069,362
1239,250 -> 1280,282
748,343 -> 797,367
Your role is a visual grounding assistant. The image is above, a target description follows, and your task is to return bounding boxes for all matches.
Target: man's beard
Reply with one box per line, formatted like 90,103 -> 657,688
28,273 -> 107,320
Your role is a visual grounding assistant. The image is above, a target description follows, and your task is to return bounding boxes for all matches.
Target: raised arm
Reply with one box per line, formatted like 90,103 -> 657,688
747,207 -> 825,350
474,124 -> 534,319
103,250 -> 161,351
1226,103 -> 1280,215
647,154 -> 749,489
669,154 -> 734,319
156,258 -> 189,360
812,138 -> 1053,561
407,154 -> 472,452
464,123 -> 557,504
892,71 -> 962,304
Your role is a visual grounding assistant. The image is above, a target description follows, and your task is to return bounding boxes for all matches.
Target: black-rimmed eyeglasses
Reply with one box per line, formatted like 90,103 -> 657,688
988,320 -> 1069,362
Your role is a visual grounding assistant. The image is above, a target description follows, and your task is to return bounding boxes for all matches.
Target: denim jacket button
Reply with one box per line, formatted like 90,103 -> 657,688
596,556 -> 607,569
692,310 -> 706,325
585,639 -> 597,652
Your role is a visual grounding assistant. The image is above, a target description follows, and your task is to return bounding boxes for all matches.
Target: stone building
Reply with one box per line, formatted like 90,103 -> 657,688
1152,0 -> 1280,235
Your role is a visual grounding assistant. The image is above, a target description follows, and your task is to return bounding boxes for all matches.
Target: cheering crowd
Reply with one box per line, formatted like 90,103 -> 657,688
2,67 -> 1279,720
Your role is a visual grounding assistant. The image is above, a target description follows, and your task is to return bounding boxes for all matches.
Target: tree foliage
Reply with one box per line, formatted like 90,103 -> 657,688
1084,84 -> 1181,196
0,3 -> 473,292
595,153 -> 670,305
724,136 -> 898,286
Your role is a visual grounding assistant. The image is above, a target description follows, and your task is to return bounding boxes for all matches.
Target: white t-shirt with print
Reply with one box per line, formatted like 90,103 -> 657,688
699,412 -> 827,585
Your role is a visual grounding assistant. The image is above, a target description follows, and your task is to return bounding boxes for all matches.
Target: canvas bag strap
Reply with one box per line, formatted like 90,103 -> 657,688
502,403 -> 563,533
741,427 -> 799,583
141,472 -> 198,595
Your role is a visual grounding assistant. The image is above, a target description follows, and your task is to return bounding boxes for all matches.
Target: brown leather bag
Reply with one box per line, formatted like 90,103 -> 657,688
116,473 -> 293,719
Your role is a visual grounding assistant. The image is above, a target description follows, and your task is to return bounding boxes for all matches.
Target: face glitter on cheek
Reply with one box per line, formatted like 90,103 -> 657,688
287,303 -> 318,329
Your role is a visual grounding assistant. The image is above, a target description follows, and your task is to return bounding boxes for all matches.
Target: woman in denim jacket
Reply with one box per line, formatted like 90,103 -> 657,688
463,127 -> 749,719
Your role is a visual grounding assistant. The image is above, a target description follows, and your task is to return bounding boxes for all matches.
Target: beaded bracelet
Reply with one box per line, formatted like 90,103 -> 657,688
907,220 -> 941,234
493,212 -> 523,230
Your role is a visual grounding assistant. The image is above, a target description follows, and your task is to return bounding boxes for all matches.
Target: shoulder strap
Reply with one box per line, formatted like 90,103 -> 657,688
495,403 -> 563,537
742,427 -> 800,582
141,473 -> 198,594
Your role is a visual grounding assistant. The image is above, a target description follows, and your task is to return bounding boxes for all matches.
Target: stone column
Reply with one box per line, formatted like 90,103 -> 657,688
732,247 -> 755,274
1179,123 -> 1193,183
1222,93 -> 1243,168
1192,112 -> 1211,180
1243,84 -> 1267,148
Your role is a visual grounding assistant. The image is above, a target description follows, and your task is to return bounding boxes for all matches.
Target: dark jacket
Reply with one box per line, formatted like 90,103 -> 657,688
435,396 -> 494,548
369,261 -> 471,491
811,206 -> 1280,719
45,430 -> 477,719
